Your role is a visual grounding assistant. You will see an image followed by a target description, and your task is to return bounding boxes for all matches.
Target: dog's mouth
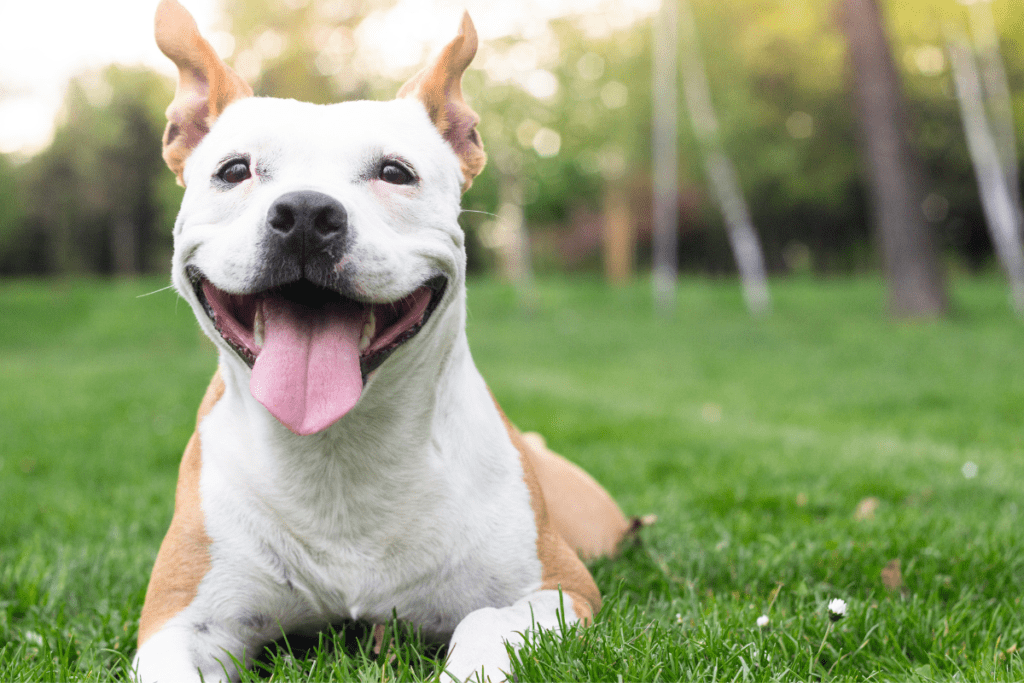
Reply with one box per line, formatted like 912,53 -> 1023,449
188,266 -> 446,435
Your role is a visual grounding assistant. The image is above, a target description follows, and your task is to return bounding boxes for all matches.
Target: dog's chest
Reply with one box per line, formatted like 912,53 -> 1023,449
194,393 -> 543,638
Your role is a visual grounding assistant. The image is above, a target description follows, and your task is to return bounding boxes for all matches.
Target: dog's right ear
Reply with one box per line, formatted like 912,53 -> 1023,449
155,0 -> 252,186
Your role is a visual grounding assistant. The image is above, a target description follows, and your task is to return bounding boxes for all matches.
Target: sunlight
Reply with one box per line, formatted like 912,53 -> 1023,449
0,0 -> 655,156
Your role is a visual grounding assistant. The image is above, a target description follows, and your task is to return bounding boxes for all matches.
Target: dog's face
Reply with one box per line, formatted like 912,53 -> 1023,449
156,0 -> 485,435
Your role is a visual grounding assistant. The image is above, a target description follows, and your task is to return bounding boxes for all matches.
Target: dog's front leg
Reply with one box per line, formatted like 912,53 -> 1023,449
132,617 -> 254,683
133,376 -> 260,682
444,588 -> 591,683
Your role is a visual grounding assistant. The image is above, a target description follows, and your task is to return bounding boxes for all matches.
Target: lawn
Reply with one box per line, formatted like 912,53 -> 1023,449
1,275 -> 1022,681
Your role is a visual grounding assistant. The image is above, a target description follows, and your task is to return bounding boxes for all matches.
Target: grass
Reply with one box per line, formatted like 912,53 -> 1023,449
1,274 -> 1023,681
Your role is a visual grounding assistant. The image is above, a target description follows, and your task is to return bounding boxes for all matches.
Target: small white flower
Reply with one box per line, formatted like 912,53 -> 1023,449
756,614 -> 770,628
827,598 -> 847,622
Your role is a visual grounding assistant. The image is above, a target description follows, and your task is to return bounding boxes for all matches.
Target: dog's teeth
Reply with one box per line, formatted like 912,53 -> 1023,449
254,306 -> 265,349
359,308 -> 376,353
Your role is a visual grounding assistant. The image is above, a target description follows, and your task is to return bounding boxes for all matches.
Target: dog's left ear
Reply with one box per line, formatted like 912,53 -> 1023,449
155,0 -> 253,186
397,12 -> 486,192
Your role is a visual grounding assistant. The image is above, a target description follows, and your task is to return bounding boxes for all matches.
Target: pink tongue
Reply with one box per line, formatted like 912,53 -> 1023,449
251,298 -> 364,435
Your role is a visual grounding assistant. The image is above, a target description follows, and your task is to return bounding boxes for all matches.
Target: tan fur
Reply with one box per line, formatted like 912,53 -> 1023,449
396,12 -> 486,192
491,399 -> 602,623
138,371 -> 225,647
155,0 -> 252,185
520,432 -> 631,560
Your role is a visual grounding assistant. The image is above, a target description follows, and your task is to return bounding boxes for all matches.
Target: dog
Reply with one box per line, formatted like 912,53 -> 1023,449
134,2 -> 636,680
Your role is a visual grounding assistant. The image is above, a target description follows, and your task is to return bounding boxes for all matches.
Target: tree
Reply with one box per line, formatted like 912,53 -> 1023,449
0,153 -> 32,274
219,0 -> 390,103
948,33 -> 1024,313
18,66 -> 180,275
840,0 -> 948,317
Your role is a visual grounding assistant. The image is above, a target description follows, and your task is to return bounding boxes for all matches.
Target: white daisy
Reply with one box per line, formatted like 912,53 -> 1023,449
827,598 -> 847,622
756,614 -> 770,628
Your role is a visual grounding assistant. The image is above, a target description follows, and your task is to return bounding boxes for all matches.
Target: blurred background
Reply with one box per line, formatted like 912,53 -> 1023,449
0,0 -> 1021,318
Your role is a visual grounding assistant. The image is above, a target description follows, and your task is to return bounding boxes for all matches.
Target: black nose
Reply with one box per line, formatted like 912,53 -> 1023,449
267,190 -> 348,239
264,191 -> 349,280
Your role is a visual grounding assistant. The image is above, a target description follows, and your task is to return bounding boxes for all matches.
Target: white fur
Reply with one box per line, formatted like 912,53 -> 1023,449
446,590 -> 579,682
135,95 -> 558,681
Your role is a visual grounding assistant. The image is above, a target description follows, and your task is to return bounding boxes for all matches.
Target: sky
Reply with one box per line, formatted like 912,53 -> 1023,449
0,0 -> 217,155
0,0 -> 657,157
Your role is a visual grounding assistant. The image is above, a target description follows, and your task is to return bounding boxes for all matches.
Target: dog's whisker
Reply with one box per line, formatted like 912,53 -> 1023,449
136,284 -> 176,299
460,209 -> 498,218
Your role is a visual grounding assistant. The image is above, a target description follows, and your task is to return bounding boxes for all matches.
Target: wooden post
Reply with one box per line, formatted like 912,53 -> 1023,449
603,185 -> 634,284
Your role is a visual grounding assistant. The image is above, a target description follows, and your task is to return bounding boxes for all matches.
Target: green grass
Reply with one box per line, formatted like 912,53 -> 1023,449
1,275 -> 1023,681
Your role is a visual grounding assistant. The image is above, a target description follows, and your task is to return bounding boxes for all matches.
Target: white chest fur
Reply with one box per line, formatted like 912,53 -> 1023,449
193,339 -> 542,643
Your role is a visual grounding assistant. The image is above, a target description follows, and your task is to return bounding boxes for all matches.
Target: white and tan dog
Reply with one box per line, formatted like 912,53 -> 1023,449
134,2 -> 635,681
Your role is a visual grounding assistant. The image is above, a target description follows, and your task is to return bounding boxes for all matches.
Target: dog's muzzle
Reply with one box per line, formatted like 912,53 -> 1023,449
184,190 -> 447,435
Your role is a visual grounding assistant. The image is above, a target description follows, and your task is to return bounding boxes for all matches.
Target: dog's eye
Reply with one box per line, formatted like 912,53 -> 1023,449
218,159 -> 251,184
379,162 -> 414,185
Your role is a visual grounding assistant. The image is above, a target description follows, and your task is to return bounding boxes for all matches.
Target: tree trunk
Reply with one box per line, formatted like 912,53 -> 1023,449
111,216 -> 138,275
651,0 -> 679,314
840,0 -> 948,318
947,36 -> 1024,313
679,0 -> 771,316
966,0 -> 1024,235
488,154 -> 537,312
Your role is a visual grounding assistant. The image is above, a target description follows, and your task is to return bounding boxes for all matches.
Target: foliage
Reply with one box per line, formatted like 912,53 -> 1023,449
0,154 -> 29,273
218,0 -> 389,103
0,0 -> 1022,275
3,66 -> 181,275
1,276 -> 1023,679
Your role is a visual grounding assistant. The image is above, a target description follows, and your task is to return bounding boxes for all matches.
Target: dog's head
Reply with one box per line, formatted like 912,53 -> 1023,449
155,0 -> 485,436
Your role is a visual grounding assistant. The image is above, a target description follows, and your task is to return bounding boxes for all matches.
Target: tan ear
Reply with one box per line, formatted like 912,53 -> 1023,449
397,12 -> 485,192
155,0 -> 252,186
